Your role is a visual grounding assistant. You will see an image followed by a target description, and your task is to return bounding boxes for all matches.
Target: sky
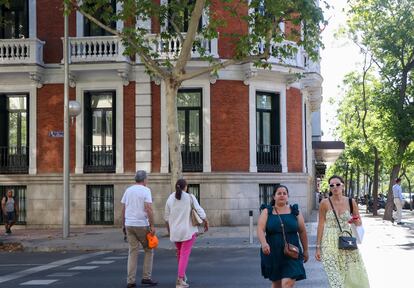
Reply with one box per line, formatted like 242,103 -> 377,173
320,1 -> 363,140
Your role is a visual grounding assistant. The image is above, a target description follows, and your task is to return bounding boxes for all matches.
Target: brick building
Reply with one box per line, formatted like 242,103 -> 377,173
0,0 -> 322,227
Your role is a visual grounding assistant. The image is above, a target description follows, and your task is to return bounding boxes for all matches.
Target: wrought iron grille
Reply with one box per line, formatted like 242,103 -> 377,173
188,184 -> 200,204
0,146 -> 29,174
0,186 -> 26,224
259,184 -> 280,207
257,144 -> 282,172
86,185 -> 114,225
84,145 -> 115,173
182,144 -> 203,172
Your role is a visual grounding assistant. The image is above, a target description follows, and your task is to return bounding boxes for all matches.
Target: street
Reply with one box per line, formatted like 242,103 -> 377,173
0,248 -> 327,288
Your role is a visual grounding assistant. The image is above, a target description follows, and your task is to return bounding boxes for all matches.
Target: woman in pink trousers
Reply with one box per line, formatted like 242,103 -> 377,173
164,179 -> 208,288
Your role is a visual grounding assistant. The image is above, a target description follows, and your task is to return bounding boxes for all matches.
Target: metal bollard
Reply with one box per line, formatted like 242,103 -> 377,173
249,210 -> 253,244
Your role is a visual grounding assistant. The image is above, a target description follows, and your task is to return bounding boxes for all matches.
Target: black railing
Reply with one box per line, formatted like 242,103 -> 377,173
182,144 -> 203,172
0,146 -> 29,174
84,145 -> 115,173
257,144 -> 282,172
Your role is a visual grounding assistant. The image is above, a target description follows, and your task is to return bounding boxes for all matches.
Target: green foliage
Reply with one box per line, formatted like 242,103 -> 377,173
347,0 -> 414,144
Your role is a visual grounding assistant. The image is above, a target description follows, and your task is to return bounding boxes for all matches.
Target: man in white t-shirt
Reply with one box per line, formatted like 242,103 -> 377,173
121,170 -> 157,287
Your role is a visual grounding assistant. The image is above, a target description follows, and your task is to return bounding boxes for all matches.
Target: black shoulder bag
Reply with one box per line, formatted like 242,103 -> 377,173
328,198 -> 358,250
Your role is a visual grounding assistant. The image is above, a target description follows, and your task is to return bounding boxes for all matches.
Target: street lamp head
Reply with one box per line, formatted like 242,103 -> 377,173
69,100 -> 81,117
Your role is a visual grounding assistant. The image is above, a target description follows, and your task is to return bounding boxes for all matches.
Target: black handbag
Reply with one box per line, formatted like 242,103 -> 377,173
328,198 -> 358,250
338,231 -> 358,250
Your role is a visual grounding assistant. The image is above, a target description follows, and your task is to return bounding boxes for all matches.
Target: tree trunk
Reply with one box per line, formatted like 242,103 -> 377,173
383,141 -> 409,221
344,163 -> 349,195
165,78 -> 183,190
372,149 -> 380,216
349,168 -> 354,197
356,165 -> 360,199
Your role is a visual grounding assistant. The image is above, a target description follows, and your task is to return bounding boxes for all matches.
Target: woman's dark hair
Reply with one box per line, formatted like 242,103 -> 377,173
270,185 -> 289,206
328,175 -> 345,184
175,178 -> 187,200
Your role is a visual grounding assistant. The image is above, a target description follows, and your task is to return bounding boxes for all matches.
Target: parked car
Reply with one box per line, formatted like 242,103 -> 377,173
402,193 -> 414,209
367,197 -> 387,212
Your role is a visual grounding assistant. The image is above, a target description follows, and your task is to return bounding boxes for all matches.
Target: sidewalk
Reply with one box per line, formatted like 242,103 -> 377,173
0,210 -> 319,252
0,207 -> 413,253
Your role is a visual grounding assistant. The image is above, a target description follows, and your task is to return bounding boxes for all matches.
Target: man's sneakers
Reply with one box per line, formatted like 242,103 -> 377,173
141,278 -> 158,286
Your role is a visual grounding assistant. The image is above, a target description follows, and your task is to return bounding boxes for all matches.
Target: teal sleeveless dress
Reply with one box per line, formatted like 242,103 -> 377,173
260,204 -> 306,282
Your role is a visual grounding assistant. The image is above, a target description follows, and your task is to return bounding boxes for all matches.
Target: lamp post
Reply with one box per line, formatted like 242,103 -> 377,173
63,1 -> 70,238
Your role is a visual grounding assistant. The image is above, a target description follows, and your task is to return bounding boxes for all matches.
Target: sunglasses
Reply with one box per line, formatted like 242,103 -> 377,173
329,183 -> 342,188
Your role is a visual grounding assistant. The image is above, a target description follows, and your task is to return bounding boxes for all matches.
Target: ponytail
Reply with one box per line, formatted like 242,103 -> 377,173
175,178 -> 187,200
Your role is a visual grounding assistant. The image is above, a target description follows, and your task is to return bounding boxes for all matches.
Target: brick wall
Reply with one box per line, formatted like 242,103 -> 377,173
211,81 -> 249,171
212,1 -> 248,59
123,82 -> 136,172
151,83 -> 161,172
37,84 -> 76,173
286,87 -> 303,172
37,0 -> 76,64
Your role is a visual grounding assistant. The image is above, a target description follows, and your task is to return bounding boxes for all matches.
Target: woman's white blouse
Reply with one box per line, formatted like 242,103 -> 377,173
164,192 -> 206,242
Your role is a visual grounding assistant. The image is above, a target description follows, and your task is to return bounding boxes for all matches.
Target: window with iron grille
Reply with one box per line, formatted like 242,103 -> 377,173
259,184 -> 280,206
187,184 -> 200,204
84,91 -> 116,173
86,185 -> 114,225
256,91 -> 281,172
0,186 -> 26,224
0,94 -> 29,174
177,89 -> 203,172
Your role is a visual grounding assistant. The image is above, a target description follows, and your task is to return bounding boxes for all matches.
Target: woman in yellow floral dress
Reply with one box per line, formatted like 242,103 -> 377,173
315,175 -> 370,288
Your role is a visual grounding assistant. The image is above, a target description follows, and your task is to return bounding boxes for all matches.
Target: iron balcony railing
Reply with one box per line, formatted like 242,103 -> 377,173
0,146 -> 29,174
84,145 -> 115,173
257,144 -> 282,172
182,144 -> 203,172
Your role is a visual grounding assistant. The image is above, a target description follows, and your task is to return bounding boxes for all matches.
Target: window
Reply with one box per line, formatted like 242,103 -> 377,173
0,186 -> 26,224
86,185 -> 114,225
84,91 -> 116,173
167,0 -> 202,33
0,0 -> 28,39
0,94 -> 29,174
259,184 -> 279,206
256,92 -> 281,172
177,89 -> 202,172
187,184 -> 200,203
84,0 -> 116,36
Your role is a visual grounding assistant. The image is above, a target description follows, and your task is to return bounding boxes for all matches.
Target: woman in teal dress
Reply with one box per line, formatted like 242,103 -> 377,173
315,175 -> 370,288
257,185 -> 309,288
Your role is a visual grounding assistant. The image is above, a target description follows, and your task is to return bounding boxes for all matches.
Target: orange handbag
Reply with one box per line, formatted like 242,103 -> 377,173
146,233 -> 159,249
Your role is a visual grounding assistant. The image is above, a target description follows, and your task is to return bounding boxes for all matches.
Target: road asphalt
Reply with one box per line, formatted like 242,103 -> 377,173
1,207 -> 414,288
